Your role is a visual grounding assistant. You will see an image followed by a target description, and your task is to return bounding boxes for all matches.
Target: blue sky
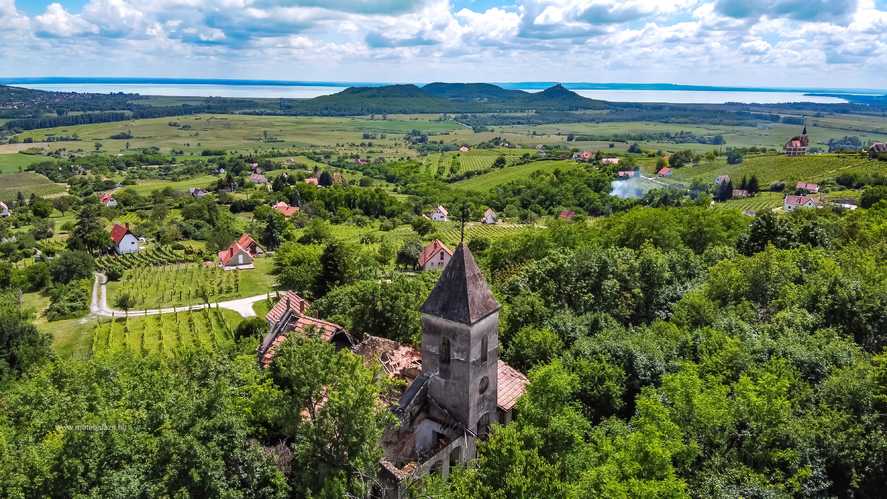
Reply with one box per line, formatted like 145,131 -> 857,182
2,0 -> 886,88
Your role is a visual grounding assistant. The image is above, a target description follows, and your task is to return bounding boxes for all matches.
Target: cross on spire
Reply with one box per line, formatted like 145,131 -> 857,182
459,203 -> 469,244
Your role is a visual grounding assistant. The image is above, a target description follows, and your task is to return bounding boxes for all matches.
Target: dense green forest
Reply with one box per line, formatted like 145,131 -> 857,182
1,200 -> 885,497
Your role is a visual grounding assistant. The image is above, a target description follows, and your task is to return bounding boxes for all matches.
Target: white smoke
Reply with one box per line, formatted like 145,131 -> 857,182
610,177 -> 654,199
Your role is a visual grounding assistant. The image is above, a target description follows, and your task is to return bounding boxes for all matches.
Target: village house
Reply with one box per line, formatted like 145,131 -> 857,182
189,187 -> 209,198
429,205 -> 449,222
577,150 -> 594,162
272,201 -> 299,217
481,208 -> 497,225
715,175 -> 731,185
732,189 -> 751,199
784,125 -> 810,156
458,146 -> 470,153
617,170 -> 638,179
601,157 -> 620,165
869,142 -> 887,158
355,158 -> 369,166
0,201 -> 9,217
304,177 -> 319,186
250,173 -> 268,185
99,193 -> 118,207
784,195 -> 821,212
657,167 -> 673,177
559,210 -> 576,220
217,233 -> 264,270
419,239 -> 453,271
795,181 -> 820,194
110,223 -> 139,254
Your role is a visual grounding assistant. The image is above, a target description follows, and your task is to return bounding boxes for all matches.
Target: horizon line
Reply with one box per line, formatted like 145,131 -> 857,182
1,77 -> 884,95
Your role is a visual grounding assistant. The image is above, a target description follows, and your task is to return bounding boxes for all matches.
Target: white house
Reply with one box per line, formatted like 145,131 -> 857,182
99,193 -> 118,208
110,223 -> 139,254
482,208 -> 498,225
430,205 -> 449,222
418,240 -> 453,271
0,201 -> 9,217
601,157 -> 620,165
784,195 -> 820,212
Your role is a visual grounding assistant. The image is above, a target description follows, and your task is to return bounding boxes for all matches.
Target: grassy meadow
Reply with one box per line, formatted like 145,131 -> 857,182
0,172 -> 66,202
453,159 -> 583,191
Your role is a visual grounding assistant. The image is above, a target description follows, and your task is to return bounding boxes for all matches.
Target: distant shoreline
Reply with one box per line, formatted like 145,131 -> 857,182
1,77 -> 883,96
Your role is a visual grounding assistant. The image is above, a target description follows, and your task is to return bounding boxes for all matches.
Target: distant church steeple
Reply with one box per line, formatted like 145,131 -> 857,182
419,243 -> 500,435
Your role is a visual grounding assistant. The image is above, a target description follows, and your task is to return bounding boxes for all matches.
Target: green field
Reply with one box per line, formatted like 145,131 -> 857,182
434,222 -> 539,245
106,258 -> 276,308
719,191 -> 784,212
90,308 -> 242,357
453,159 -> 582,191
0,153 -> 49,174
0,172 -> 66,202
12,114 -> 463,157
664,154 -> 885,186
126,174 -> 220,195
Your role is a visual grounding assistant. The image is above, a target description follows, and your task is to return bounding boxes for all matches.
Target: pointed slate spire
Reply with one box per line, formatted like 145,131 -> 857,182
420,243 -> 500,325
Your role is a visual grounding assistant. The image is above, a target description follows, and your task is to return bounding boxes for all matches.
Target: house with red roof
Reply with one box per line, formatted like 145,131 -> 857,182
99,193 -> 117,208
784,195 -> 821,212
249,173 -> 268,185
272,201 -> 299,218
616,170 -> 638,179
657,167 -> 673,177
419,239 -> 453,271
258,291 -> 353,368
217,233 -> 264,270
795,181 -> 820,194
304,176 -> 319,186
559,210 -> 576,220
110,223 -> 139,254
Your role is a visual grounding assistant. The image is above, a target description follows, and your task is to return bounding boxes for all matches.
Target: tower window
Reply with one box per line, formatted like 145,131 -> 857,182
480,335 -> 488,364
440,337 -> 451,378
478,376 -> 489,395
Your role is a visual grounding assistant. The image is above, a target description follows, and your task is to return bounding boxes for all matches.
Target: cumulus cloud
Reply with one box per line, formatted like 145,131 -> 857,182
714,0 -> 859,23
34,3 -> 99,37
5,0 -> 887,87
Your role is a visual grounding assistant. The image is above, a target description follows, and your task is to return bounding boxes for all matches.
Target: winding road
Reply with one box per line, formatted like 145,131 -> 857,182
90,273 -> 270,318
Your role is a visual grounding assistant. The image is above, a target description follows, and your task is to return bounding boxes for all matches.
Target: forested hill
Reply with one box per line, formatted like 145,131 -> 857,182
0,83 -> 606,130
3,82 -> 886,132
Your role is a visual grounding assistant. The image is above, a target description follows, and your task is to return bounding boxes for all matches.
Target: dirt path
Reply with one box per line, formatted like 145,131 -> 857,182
91,273 -> 268,318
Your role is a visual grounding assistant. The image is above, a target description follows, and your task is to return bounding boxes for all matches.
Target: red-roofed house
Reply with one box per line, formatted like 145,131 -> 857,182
784,195 -> 820,212
110,223 -> 139,254
578,150 -> 594,162
217,233 -> 264,269
559,210 -> 576,220
304,177 -> 319,186
795,181 -> 820,194
657,167 -> 673,177
250,173 -> 268,185
258,291 -> 353,368
99,193 -> 117,208
272,201 -> 299,218
418,239 -> 452,271
617,170 -> 638,179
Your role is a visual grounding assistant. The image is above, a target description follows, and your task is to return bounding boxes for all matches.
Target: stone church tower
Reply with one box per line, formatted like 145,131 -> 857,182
419,243 -> 501,436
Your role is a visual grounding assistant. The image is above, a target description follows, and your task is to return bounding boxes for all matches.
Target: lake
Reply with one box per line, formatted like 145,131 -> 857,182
9,81 -> 859,104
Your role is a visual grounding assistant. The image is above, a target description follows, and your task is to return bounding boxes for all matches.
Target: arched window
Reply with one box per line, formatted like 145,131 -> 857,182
440,337 -> 451,378
480,335 -> 488,364
449,446 -> 462,468
478,376 -> 489,395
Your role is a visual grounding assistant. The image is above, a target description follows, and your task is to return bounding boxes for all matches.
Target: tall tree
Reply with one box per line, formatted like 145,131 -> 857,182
68,204 -> 110,254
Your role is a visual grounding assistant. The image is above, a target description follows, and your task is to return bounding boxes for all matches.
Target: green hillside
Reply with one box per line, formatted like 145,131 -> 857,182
453,159 -> 583,191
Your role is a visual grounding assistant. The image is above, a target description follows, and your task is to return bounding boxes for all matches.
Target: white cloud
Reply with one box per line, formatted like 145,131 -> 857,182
3,0 -> 886,87
34,3 -> 99,37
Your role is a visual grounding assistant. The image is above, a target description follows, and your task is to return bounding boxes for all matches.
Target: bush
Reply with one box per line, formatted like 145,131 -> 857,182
45,280 -> 90,321
50,251 -> 95,285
